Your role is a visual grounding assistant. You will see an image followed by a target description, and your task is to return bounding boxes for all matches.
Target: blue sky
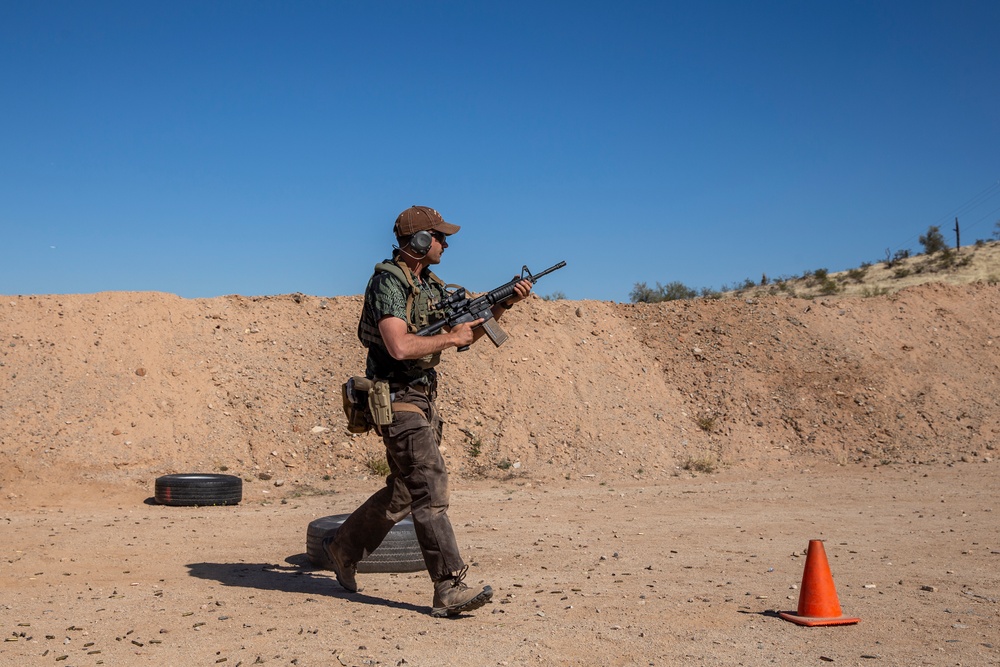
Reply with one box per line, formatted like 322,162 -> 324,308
2,1 -> 998,302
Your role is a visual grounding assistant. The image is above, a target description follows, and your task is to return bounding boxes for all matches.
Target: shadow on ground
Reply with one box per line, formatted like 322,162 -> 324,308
185,555 -> 427,614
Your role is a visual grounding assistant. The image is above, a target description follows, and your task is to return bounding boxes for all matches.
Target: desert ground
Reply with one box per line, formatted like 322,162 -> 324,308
1,249 -> 999,665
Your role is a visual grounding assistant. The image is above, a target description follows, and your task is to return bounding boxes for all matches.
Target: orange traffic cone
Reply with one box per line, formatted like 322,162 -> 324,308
779,539 -> 860,627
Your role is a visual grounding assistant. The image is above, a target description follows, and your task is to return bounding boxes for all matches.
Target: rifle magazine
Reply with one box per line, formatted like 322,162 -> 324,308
481,317 -> 509,347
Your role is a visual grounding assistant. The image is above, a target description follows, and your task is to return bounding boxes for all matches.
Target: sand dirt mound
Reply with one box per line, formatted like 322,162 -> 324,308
1,283 -> 997,503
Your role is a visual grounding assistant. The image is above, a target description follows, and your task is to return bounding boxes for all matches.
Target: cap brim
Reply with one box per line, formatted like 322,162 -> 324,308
433,221 -> 461,235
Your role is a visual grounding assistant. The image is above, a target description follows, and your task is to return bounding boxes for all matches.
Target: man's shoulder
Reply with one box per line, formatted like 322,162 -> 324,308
364,267 -> 409,316
367,262 -> 407,291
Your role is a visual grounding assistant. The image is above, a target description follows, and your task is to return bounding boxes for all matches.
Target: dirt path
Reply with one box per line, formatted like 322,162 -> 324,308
2,463 -> 998,666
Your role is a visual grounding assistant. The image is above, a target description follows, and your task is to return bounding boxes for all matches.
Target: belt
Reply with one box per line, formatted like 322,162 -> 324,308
390,383 -> 432,395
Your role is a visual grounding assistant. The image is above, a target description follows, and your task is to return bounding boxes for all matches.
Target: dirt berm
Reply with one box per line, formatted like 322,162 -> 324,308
1,283 -> 997,498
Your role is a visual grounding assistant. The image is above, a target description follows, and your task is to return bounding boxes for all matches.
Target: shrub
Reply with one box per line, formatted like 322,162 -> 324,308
696,414 -> 716,432
936,248 -> 957,269
886,248 -> 911,267
862,286 -> 890,297
364,452 -> 391,477
919,225 -> 947,254
629,280 -> 699,303
682,456 -> 717,474
846,266 -> 869,282
818,278 -> 840,295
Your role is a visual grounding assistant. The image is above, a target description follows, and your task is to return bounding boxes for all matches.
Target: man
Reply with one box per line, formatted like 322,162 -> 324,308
326,205 -> 533,617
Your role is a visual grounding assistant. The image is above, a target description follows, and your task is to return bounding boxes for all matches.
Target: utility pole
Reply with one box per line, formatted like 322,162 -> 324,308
954,217 -> 960,249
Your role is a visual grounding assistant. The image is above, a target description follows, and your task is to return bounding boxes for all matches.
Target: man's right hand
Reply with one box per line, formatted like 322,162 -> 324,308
448,318 -> 483,348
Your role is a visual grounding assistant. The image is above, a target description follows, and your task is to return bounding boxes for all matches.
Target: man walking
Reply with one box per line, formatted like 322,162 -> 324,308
326,205 -> 532,617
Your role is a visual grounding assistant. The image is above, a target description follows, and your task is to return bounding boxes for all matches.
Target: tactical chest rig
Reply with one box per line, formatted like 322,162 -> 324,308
357,259 -> 448,370
346,259 -> 450,433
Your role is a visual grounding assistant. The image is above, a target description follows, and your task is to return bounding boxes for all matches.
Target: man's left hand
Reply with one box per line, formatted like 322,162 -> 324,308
506,278 -> 533,307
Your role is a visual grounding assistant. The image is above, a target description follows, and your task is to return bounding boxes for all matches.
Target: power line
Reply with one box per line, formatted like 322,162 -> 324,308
888,179 -> 1000,253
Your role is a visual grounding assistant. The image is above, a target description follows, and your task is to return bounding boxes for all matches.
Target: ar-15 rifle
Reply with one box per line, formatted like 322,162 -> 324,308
416,261 -> 566,351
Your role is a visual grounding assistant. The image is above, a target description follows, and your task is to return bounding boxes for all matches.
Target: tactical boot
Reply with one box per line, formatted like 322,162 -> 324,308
322,536 -> 359,593
430,567 -> 493,617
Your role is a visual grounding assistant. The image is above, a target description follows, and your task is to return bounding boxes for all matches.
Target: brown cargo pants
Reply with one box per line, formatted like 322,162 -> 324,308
330,385 -> 465,582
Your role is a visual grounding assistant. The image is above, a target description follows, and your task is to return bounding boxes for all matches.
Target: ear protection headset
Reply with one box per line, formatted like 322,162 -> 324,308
409,230 -> 434,256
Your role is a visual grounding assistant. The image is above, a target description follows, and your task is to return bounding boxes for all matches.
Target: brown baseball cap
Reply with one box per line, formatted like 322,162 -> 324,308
393,205 -> 461,237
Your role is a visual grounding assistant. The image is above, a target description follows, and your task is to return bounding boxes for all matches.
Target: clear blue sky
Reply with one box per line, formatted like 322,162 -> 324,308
3,1 -> 999,301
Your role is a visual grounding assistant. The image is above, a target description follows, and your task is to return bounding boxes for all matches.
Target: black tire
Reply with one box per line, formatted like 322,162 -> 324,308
306,514 -> 424,574
154,474 -> 242,506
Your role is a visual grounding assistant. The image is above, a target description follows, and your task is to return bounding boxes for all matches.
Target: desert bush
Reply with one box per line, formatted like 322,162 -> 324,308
919,225 -> 947,254
818,277 -> 840,295
364,452 -> 391,477
630,280 -> 698,303
541,291 -> 566,301
885,248 -> 911,267
681,456 -> 717,474
862,286 -> 890,297
846,266 -> 868,282
937,247 -> 957,268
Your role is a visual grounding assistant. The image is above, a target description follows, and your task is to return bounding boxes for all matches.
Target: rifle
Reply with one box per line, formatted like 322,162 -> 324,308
416,261 -> 566,351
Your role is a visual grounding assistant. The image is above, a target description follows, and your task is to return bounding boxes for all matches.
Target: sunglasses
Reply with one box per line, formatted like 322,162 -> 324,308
430,230 -> 447,243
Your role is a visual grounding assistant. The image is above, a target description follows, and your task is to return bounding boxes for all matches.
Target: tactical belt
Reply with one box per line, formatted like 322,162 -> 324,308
391,402 -> 425,416
390,383 -> 432,395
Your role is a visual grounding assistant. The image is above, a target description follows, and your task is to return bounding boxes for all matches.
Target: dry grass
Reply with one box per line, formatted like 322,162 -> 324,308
727,239 -> 1000,300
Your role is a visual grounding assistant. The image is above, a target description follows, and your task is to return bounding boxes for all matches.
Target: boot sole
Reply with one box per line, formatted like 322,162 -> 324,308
322,536 -> 359,593
430,585 -> 493,618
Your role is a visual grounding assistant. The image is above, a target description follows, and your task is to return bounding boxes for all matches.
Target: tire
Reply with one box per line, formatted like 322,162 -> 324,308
306,514 -> 424,574
154,473 -> 243,506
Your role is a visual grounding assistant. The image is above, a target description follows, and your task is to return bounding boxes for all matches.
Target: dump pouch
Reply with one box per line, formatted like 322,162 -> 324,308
367,380 -> 394,427
341,376 -> 374,434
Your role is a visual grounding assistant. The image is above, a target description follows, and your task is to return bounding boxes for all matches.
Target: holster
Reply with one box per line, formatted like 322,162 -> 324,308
368,380 -> 394,427
341,377 -> 374,434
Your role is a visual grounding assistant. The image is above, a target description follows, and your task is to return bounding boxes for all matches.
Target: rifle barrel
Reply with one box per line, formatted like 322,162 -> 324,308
528,261 -> 566,282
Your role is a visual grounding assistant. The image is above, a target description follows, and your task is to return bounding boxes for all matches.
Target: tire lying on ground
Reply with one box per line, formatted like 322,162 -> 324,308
306,514 -> 424,573
154,474 -> 243,506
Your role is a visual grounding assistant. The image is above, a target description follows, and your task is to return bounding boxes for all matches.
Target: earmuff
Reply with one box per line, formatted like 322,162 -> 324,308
409,230 -> 433,256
